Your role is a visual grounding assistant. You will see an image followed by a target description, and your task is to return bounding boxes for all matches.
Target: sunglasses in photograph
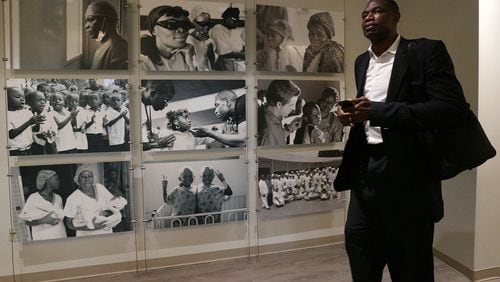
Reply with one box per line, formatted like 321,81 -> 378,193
155,19 -> 194,31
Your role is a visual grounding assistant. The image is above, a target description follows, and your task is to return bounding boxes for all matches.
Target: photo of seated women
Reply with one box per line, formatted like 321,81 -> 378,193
6,0 -> 128,70
140,1 -> 245,72
256,5 -> 344,73
9,161 -> 132,242
257,79 -> 345,147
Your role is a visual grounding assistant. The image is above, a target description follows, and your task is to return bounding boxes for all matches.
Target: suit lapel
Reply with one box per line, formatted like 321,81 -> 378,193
355,52 -> 370,98
386,38 -> 409,102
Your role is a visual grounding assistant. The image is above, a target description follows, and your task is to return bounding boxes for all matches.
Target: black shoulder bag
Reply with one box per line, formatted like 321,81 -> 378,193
407,41 -> 496,180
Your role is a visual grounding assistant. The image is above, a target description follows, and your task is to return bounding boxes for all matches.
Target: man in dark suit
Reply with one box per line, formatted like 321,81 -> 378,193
334,0 -> 468,281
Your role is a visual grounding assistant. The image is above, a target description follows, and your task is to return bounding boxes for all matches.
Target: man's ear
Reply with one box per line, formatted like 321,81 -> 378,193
276,101 -> 282,108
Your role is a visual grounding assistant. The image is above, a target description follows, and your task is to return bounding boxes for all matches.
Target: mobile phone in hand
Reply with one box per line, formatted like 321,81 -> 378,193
338,100 -> 354,109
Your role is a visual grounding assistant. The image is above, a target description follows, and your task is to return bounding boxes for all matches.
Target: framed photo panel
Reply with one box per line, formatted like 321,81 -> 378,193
140,1 -> 246,72
257,79 -> 346,147
256,4 -> 344,73
257,150 -> 344,219
6,0 -> 128,70
143,157 -> 247,229
10,161 -> 133,242
141,79 -> 246,152
6,78 -> 130,157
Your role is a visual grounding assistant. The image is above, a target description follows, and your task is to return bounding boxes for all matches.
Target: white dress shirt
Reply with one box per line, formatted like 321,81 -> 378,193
364,35 -> 401,144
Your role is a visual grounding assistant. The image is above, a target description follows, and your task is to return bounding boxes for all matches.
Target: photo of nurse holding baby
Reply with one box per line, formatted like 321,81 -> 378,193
10,161 -> 132,242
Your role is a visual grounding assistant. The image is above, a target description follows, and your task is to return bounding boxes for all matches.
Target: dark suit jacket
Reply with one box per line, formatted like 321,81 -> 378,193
334,37 -> 468,222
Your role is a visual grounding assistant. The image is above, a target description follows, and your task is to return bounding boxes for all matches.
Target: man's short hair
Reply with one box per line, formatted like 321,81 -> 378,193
265,80 -> 301,106
215,90 -> 237,102
87,1 -> 118,22
368,0 -> 400,14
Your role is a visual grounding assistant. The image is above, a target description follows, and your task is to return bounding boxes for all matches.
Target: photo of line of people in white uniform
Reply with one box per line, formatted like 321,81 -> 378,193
141,80 -> 246,151
143,158 -> 247,229
7,79 -> 130,156
10,162 -> 132,242
257,80 -> 346,147
258,152 -> 343,219
7,0 -> 128,70
256,5 -> 344,73
140,1 -> 245,71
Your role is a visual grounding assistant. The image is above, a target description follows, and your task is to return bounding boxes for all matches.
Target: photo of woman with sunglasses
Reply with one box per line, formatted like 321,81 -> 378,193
140,1 -> 246,72
140,5 -> 197,71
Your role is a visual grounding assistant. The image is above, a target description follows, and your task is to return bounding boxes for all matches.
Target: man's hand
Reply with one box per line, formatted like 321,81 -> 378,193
337,97 -> 372,126
157,134 -> 176,148
190,127 -> 211,137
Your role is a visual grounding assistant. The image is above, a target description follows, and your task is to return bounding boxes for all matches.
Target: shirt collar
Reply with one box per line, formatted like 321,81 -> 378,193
368,35 -> 401,58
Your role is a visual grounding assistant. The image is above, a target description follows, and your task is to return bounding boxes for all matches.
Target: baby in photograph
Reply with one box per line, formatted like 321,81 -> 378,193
72,194 -> 127,231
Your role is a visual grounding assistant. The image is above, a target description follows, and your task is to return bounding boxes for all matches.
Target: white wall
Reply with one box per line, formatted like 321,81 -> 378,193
476,0 -> 500,271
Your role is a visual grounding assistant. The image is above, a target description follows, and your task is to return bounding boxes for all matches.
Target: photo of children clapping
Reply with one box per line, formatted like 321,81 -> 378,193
6,79 -> 130,156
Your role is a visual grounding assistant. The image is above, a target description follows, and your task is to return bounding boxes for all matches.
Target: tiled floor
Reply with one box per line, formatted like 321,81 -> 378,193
68,244 -> 471,282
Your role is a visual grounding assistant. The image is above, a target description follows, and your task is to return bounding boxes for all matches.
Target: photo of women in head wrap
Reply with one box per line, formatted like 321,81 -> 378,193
9,161 -> 132,242
139,1 -> 245,72
257,80 -> 345,147
6,0 -> 128,70
256,5 -> 344,73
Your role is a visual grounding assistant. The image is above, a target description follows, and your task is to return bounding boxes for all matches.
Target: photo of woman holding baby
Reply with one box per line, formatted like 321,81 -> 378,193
10,161 -> 131,241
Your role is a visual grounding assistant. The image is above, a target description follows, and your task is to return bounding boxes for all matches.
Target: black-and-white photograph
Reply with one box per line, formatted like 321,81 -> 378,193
6,79 -> 130,156
257,79 -> 346,147
10,161 -> 132,242
258,150 -> 344,220
141,80 -> 246,151
256,5 -> 344,73
6,0 -> 128,70
140,1 -> 246,71
143,158 -> 247,229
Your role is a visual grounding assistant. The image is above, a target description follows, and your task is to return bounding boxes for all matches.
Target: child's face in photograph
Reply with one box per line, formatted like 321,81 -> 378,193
51,93 -> 65,111
111,96 -> 123,111
309,105 -> 321,125
174,114 -> 191,131
79,93 -> 89,107
30,92 -> 47,113
66,95 -> 79,110
8,88 -> 25,110
88,94 -> 100,109
179,169 -> 194,187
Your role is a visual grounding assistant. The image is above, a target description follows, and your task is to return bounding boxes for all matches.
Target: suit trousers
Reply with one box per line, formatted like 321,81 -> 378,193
344,143 -> 435,282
